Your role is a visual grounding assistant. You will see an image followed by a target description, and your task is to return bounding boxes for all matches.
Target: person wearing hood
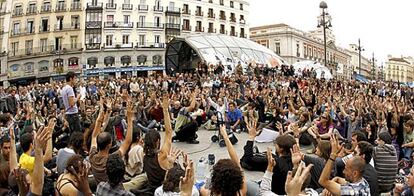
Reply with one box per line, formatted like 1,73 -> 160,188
373,131 -> 398,193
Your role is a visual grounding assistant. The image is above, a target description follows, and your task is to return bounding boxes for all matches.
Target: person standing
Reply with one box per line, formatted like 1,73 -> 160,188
62,71 -> 81,133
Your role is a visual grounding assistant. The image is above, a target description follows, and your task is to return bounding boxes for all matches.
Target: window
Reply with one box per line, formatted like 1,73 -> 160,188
25,40 -> 33,55
122,35 -> 129,44
11,42 -> 19,56
196,6 -> 202,16
123,15 -> 130,24
56,16 -> 64,30
230,1 -> 234,8
220,24 -> 225,34
240,28 -> 245,37
139,35 -> 145,46
183,4 -> 189,13
154,16 -> 160,27
137,55 -> 147,65
27,20 -> 34,33
28,3 -> 36,14
208,22 -> 214,32
275,42 -> 280,55
296,42 -> 300,57
70,36 -> 78,49
153,55 -> 162,65
106,35 -> 113,46
208,8 -> 214,18
139,16 -> 145,27
87,57 -> 98,68
39,39 -> 48,53
220,10 -> 225,20
104,56 -> 115,66
240,3 -> 243,10
41,19 -> 49,32
196,21 -> 202,31
183,19 -> 190,30
230,26 -> 235,36
55,37 -> 63,50
68,57 -> 79,67
154,35 -> 160,43
220,0 -> 224,6
42,2 -> 51,12
121,56 -> 131,66
71,16 -> 79,29
13,23 -> 20,35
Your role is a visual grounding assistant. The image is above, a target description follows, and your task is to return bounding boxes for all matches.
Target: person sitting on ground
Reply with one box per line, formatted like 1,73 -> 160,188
227,102 -> 244,133
123,127 -> 147,191
318,135 -> 370,196
200,125 -> 247,196
138,94 -> 181,195
373,131 -> 398,193
89,97 -> 132,184
393,165 -> 414,196
56,132 -> 84,175
56,154 -> 93,196
96,153 -> 134,196
172,89 -> 199,144
154,163 -> 199,196
354,141 -> 379,196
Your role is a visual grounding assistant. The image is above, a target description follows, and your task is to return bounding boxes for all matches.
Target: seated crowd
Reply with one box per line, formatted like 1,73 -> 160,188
0,64 -> 413,196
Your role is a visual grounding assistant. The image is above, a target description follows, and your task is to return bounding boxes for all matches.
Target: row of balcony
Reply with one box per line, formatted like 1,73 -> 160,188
10,24 -> 80,37
103,22 -> 165,29
12,3 -> 81,17
85,42 -> 165,50
8,44 -> 83,59
105,3 -> 155,11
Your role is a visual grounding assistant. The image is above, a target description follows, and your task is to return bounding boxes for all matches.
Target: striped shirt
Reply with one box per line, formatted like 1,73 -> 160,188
373,144 -> 398,192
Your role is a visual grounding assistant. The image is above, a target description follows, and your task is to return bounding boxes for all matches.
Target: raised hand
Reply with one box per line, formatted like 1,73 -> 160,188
180,160 -> 194,196
266,148 -> 276,172
245,117 -> 259,140
290,144 -> 303,166
34,126 -> 50,150
126,99 -> 134,118
330,134 -> 342,155
13,166 -> 29,196
68,162 -> 92,195
285,162 -> 313,196
167,147 -> 182,169
219,125 -> 229,139
162,93 -> 170,110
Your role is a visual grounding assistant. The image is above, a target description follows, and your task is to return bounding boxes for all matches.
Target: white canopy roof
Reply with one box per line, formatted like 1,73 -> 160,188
293,61 -> 333,80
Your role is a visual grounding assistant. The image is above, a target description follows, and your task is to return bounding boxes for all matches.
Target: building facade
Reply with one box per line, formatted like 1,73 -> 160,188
250,23 -> 352,80
1,0 -> 249,86
385,55 -> 414,83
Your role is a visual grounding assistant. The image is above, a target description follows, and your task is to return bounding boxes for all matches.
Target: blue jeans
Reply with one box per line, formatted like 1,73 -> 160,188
402,147 -> 413,160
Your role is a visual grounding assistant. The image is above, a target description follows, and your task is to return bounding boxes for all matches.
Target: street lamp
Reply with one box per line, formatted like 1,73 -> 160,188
356,38 -> 365,75
370,52 -> 377,80
317,1 -> 332,72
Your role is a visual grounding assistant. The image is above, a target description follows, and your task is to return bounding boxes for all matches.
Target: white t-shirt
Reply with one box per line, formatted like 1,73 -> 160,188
154,185 -> 199,196
125,144 -> 144,177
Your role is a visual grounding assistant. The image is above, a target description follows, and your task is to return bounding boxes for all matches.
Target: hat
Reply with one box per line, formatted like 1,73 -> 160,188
378,131 -> 392,144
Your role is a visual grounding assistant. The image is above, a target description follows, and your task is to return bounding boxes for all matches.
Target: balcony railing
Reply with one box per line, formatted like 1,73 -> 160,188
86,21 -> 102,29
104,22 -> 133,28
219,15 -> 226,20
166,7 -> 180,14
135,42 -> 165,48
195,10 -> 204,16
56,3 -> 67,12
153,6 -> 163,12
240,34 -> 246,38
54,23 -> 80,31
136,22 -> 164,29
122,4 -> 133,10
104,42 -> 133,49
208,13 -> 215,18
41,5 -> 51,12
26,28 -> 35,34
12,8 -> 23,16
106,3 -> 116,9
86,43 -> 101,50
138,4 -> 148,11
195,26 -> 204,32
219,29 -> 227,34
240,19 -> 246,24
230,31 -> 237,36
182,25 -> 191,31
230,16 -> 236,22
71,2 -> 81,11
87,2 -> 103,9
26,7 -> 37,15
166,23 -> 180,29
39,25 -> 50,33
208,28 -> 216,33
182,9 -> 191,15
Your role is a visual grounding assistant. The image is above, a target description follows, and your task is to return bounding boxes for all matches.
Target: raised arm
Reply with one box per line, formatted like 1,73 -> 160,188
118,98 -> 133,156
186,90 -> 198,112
31,126 -> 51,195
318,135 -> 342,196
90,98 -> 106,149
9,125 -> 18,171
219,125 -> 247,194
160,93 -> 173,158
43,118 -> 56,163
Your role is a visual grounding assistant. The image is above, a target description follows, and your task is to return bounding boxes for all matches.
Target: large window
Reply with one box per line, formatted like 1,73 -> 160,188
137,55 -> 147,65
121,56 -> 131,66
275,42 -> 280,55
87,57 -> 98,68
40,39 -> 48,52
153,55 -> 162,65
104,56 -> 115,66
122,35 -> 129,44
106,35 -> 113,46
68,57 -> 79,67
25,40 -> 33,55
70,36 -> 78,49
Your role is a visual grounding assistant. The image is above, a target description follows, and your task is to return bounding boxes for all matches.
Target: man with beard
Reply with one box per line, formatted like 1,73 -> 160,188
319,135 -> 371,195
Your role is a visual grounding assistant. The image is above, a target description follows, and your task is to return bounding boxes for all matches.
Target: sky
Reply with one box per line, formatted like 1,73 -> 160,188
249,0 -> 414,65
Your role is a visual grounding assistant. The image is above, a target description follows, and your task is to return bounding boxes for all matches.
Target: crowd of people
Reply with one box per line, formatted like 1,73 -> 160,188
0,63 -> 413,196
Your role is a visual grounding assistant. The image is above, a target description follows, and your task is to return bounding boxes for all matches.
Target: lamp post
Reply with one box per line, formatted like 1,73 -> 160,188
317,1 -> 331,74
356,38 -> 364,75
370,52 -> 377,80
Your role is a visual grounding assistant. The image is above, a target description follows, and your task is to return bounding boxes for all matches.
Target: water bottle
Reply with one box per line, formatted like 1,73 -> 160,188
196,157 -> 208,182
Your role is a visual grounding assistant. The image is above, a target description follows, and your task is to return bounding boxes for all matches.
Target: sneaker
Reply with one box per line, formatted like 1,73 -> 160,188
187,139 -> 200,144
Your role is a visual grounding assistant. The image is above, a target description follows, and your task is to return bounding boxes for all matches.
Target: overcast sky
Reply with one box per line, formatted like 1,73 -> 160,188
249,0 -> 414,65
